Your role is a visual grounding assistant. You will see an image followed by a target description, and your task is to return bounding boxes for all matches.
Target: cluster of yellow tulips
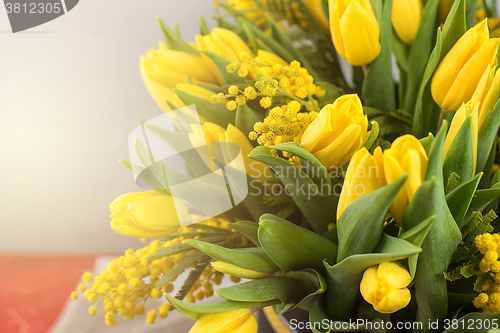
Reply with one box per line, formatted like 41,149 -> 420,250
86,0 -> 500,331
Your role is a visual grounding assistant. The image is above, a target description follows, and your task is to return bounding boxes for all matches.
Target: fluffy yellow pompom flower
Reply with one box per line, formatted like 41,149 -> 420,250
471,65 -> 500,129
443,100 -> 479,172
188,309 -> 257,333
337,147 -> 384,219
140,43 -> 221,112
383,135 -> 427,226
360,261 -> 412,314
329,0 -> 381,66
196,28 -> 255,63
189,122 -> 269,184
431,20 -> 500,112
300,94 -> 371,169
392,0 -> 422,44
110,191 -> 187,238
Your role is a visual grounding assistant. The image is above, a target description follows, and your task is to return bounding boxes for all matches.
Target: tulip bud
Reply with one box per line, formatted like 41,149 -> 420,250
443,100 -> 479,172
472,65 -> 500,129
140,44 -> 221,112
188,309 -> 257,333
189,123 -> 269,183
329,0 -> 381,66
110,191 -> 187,238
196,28 -> 255,63
299,94 -> 371,169
211,260 -> 270,279
360,261 -> 412,314
383,135 -> 427,225
337,147 -> 385,219
392,0 -> 422,44
431,20 -> 500,111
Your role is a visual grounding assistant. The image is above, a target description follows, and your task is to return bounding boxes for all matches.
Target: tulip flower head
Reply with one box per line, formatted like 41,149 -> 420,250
110,191 -> 187,238
300,94 -> 371,169
329,0 -> 381,66
211,261 -> 270,279
140,43 -> 220,112
431,20 -> 500,112
196,28 -> 255,63
392,0 -> 422,44
383,135 -> 427,225
360,261 -> 412,314
188,309 -> 258,333
337,147 -> 385,219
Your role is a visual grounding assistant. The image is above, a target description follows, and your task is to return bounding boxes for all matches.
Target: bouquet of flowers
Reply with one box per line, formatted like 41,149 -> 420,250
71,0 -> 500,331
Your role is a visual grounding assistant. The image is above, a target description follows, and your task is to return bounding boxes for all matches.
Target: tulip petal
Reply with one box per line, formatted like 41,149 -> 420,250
378,261 -> 411,288
359,266 -> 379,305
110,191 -> 162,213
127,195 -> 186,230
374,288 -> 411,314
314,124 -> 361,167
392,0 -> 422,44
188,310 -> 257,333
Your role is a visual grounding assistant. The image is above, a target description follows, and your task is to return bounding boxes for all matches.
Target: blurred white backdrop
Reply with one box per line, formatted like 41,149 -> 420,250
0,0 -> 215,253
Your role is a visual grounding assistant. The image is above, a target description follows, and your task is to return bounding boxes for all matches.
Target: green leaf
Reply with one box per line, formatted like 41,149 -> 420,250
362,0 -> 395,112
364,121 -> 380,150
443,115 -> 475,183
182,239 -> 279,273
249,146 -> 337,233
399,215 -> 436,279
412,28 -> 442,138
446,173 -> 482,227
477,100 -> 500,173
200,51 -> 248,85
441,0 -> 466,56
227,221 -> 260,246
271,142 -> 332,194
165,294 -> 279,320
149,243 -> 194,261
391,30 -> 408,72
465,0 -> 478,29
215,269 -> 326,314
419,132 -> 435,155
235,104 -> 263,136
157,17 -> 199,55
258,214 -> 337,274
404,0 -> 439,114
174,89 -> 235,127
198,16 -> 210,35
425,119 -> 447,184
324,234 -> 422,321
175,257 -> 211,301
309,293 -> 330,333
336,174 -> 408,262
402,177 -> 462,325
465,182 -> 500,221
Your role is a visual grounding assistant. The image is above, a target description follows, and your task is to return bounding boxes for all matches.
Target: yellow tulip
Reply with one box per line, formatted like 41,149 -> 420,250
360,261 -> 412,314
329,0 -> 381,66
303,0 -> 330,34
431,20 -> 500,111
472,65 -> 500,128
383,135 -> 427,225
140,43 -> 221,112
337,147 -> 385,219
443,100 -> 479,172
212,261 -> 270,279
392,0 -> 422,44
189,123 -> 268,183
337,135 -> 426,223
226,0 -> 267,26
257,49 -> 288,67
299,94 -> 371,169
188,309 -> 257,333
110,191 -> 187,238
196,28 -> 255,63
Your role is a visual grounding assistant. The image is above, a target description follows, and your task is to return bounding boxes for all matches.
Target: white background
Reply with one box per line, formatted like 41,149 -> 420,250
0,0 -> 215,253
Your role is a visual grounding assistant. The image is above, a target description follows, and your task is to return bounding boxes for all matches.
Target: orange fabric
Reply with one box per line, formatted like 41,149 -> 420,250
262,306 -> 293,333
0,254 -> 95,333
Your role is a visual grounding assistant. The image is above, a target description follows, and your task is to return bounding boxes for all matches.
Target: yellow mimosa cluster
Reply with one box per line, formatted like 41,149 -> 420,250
473,233 -> 500,313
